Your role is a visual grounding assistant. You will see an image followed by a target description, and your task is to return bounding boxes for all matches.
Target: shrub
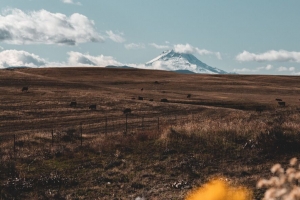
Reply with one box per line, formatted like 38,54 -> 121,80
257,157 -> 300,200
61,128 -> 79,142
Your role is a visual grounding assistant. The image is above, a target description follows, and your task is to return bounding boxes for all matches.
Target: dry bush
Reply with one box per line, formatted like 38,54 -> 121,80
61,128 -> 80,142
162,111 -> 300,158
257,158 -> 300,200
134,130 -> 159,141
254,113 -> 300,154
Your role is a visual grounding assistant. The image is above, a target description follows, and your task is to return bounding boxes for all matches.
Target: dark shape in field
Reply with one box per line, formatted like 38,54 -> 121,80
149,99 -> 153,101
123,108 -> 131,115
278,101 -> 286,107
154,81 -> 159,84
141,88 -> 144,91
255,107 -> 263,113
70,101 -> 77,107
163,148 -> 177,155
275,98 -> 282,101
105,160 -> 123,170
161,98 -> 168,102
138,96 -> 143,100
131,182 -> 145,189
89,104 -> 97,110
22,86 -> 28,92
131,97 -> 136,100
187,94 -> 191,98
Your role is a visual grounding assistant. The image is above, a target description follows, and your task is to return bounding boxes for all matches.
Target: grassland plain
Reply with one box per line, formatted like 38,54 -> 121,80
1,67 -> 300,199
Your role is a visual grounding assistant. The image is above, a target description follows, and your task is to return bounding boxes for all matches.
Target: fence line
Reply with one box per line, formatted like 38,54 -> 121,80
0,109 -> 200,135
0,111 -> 201,158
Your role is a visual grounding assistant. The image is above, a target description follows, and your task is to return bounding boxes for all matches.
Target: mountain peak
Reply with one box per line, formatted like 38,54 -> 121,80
146,50 -> 227,74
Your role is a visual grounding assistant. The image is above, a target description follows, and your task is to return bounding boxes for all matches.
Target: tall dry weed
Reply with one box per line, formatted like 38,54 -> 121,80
257,157 -> 300,200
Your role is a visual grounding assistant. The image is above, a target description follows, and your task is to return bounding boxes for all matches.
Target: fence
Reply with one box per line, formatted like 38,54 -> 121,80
0,110 -> 201,158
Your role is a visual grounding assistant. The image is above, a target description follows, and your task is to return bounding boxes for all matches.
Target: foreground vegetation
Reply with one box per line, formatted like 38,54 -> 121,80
1,108 -> 300,199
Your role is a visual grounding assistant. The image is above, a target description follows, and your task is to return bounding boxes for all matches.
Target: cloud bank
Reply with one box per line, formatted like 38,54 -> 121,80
0,50 -> 122,68
61,0 -> 81,5
236,50 -> 300,63
0,50 -> 50,68
233,64 -> 273,73
174,43 -> 222,60
67,51 -> 121,67
106,31 -> 125,43
0,8 -> 103,45
124,43 -> 145,50
149,43 -> 170,49
278,66 -> 295,72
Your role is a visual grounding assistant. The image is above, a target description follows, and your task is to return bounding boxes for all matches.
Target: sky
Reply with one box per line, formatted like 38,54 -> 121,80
0,0 -> 300,75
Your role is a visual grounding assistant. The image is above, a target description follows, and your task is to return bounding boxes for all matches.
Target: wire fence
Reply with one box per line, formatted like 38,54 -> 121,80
0,110 -> 201,158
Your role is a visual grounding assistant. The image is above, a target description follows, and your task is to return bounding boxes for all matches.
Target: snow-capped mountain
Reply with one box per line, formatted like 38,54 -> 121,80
145,50 -> 227,74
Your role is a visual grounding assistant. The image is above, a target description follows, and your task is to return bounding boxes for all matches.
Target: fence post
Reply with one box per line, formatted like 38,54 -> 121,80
125,114 -> 128,134
51,129 -> 54,146
112,117 -> 115,130
13,134 -> 16,153
80,122 -> 83,146
105,117 -> 108,135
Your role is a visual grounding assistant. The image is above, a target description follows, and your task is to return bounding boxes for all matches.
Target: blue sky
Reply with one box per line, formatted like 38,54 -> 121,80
0,0 -> 300,74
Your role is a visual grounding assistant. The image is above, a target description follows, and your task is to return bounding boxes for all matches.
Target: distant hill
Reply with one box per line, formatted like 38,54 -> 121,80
105,65 -> 134,69
174,69 -> 195,74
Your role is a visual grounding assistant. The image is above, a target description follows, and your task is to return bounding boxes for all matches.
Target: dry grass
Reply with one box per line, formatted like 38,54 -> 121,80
1,67 -> 300,199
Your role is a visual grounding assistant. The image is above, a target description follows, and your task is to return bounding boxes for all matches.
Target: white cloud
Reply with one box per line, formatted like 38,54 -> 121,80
266,64 -> 273,70
67,51 -> 121,67
289,67 -> 295,71
0,8 -> 103,45
61,0 -> 81,5
233,64 -> 273,73
236,50 -> 300,63
292,71 -> 300,75
124,43 -> 145,50
277,66 -> 295,72
196,49 -> 222,60
233,68 -> 253,73
173,43 -> 222,59
149,43 -> 170,49
174,43 -> 194,54
277,66 -> 287,72
0,49 -> 63,68
106,30 -> 125,43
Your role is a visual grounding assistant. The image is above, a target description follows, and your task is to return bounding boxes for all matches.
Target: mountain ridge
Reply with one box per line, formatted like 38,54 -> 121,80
145,50 -> 227,74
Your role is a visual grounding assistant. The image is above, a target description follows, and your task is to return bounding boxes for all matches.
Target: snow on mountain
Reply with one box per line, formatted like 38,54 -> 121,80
145,50 -> 227,74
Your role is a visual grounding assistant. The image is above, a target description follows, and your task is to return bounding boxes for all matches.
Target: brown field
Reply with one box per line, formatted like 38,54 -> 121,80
1,67 -> 300,199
